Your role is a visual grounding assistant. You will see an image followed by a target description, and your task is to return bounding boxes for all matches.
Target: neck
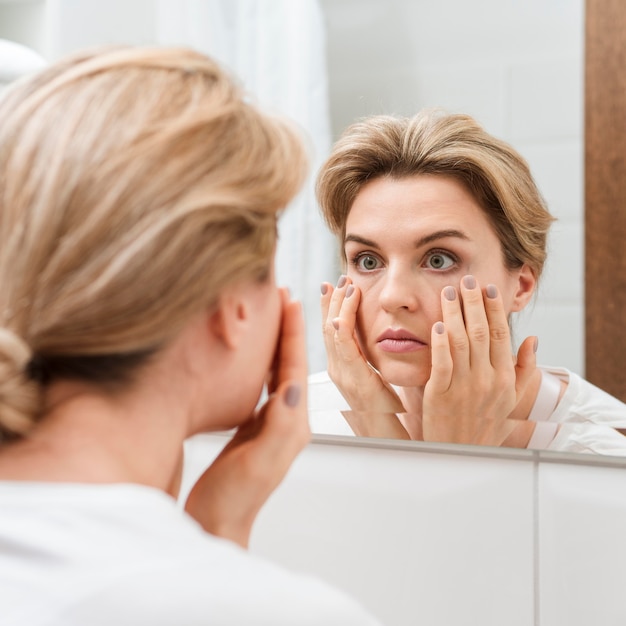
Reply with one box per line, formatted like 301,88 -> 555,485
0,378 -> 189,495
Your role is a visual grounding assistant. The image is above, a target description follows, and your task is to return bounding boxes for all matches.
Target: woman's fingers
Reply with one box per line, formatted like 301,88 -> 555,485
322,275 -> 349,327
482,283 -> 514,372
439,284 -> 470,378
441,276 -> 513,377
458,275 -> 492,372
329,285 -> 362,366
274,295 -> 308,389
321,276 -> 405,414
267,289 -> 306,395
515,335 -> 538,400
427,321 -> 453,394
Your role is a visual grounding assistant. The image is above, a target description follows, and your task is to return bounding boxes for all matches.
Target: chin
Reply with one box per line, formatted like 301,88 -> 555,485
372,359 -> 430,389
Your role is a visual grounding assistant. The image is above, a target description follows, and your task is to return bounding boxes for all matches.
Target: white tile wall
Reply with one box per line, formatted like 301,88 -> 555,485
320,0 -> 586,378
538,461 -> 626,626
183,434 -> 536,626
183,434 -> 626,626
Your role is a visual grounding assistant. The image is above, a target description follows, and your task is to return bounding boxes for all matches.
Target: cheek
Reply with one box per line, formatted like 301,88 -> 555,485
353,281 -> 377,329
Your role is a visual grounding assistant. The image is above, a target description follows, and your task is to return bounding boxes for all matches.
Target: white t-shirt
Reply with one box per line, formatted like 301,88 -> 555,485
0,482 -> 382,626
308,366 -> 626,455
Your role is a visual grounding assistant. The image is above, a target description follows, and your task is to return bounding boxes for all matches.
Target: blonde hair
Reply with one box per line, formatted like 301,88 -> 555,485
0,46 -> 307,441
317,110 -> 554,274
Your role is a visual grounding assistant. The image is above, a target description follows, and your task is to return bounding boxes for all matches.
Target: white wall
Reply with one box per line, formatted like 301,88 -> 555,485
0,0 -> 586,377
319,0 -> 585,376
183,433 -> 626,626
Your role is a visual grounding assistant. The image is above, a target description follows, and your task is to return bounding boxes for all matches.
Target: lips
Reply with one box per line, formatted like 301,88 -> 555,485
376,328 -> 427,353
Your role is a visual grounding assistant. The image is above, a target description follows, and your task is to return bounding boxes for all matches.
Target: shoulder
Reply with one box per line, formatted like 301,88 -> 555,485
1,483 -> 380,626
540,365 -> 626,426
60,549 -> 382,626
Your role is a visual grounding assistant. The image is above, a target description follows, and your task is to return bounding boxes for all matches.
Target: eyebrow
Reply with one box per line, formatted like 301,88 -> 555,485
344,229 -> 471,248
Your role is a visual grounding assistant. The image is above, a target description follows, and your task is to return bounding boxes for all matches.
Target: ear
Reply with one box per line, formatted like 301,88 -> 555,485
207,287 -> 251,350
509,264 -> 537,312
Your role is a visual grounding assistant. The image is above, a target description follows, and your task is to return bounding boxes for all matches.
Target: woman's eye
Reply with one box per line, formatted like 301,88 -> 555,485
425,252 -> 455,270
355,254 -> 380,271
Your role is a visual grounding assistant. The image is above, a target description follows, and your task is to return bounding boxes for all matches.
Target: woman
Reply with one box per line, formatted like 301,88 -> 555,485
0,46 -> 382,624
310,110 -> 626,453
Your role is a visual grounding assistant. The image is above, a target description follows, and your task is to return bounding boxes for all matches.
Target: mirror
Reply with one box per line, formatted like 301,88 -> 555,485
311,0 -> 626,454
1,0 -> 623,455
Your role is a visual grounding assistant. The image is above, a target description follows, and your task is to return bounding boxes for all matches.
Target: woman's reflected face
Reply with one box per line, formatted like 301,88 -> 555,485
344,174 -> 524,388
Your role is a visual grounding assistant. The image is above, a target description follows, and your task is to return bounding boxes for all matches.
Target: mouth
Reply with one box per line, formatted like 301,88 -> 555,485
376,328 -> 427,354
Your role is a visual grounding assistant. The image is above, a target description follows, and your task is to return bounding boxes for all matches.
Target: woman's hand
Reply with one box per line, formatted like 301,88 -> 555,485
184,290 -> 310,548
322,276 -> 409,438
422,275 -> 537,446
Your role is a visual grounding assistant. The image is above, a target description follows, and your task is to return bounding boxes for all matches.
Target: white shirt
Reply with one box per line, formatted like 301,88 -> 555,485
308,366 -> 626,455
0,482 -> 382,626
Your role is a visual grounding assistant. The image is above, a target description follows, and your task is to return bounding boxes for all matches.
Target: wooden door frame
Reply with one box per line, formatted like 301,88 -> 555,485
585,0 -> 626,401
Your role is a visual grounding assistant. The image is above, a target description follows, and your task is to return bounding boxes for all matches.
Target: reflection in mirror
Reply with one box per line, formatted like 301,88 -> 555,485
308,0 -> 626,456
308,107 -> 626,454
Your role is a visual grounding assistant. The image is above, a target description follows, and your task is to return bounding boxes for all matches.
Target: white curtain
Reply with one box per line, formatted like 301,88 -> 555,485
155,0 -> 336,373
0,39 -> 46,88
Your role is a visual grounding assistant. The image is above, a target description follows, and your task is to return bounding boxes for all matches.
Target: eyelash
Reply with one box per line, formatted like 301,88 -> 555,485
350,252 -> 381,272
423,249 -> 459,271
349,249 -> 460,273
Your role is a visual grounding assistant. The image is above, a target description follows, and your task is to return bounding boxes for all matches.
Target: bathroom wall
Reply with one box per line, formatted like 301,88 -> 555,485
0,0 -> 586,377
319,0 -> 585,376
183,433 -> 626,626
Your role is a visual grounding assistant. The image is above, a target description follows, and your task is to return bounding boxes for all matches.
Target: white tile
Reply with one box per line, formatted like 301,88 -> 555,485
328,63 -> 507,140
541,221 -> 584,302
517,140 -> 583,222
538,460 -> 626,626
508,59 -> 583,142
514,302 -> 584,376
251,439 -> 535,626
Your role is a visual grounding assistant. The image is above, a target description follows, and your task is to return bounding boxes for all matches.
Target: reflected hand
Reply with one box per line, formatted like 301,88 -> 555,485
184,291 -> 310,548
322,276 -> 408,438
422,276 -> 537,446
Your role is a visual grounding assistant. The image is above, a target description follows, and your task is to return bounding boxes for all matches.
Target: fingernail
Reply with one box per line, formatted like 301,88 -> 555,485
337,275 -> 347,288
284,384 -> 301,407
533,337 -> 539,353
346,285 -> 354,297
463,275 -> 476,289
434,321 -> 445,335
332,318 -> 340,331
486,284 -> 497,299
443,286 -> 456,301
321,283 -> 328,295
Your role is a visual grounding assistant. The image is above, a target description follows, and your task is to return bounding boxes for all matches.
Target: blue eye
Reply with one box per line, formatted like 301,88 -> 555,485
425,251 -> 456,270
355,254 -> 381,271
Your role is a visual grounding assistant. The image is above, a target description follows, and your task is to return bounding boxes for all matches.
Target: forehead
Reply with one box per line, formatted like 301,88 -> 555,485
347,174 -> 486,222
347,174 -> 490,233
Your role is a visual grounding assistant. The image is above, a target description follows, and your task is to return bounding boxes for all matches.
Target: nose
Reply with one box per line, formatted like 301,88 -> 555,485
378,267 -> 420,312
